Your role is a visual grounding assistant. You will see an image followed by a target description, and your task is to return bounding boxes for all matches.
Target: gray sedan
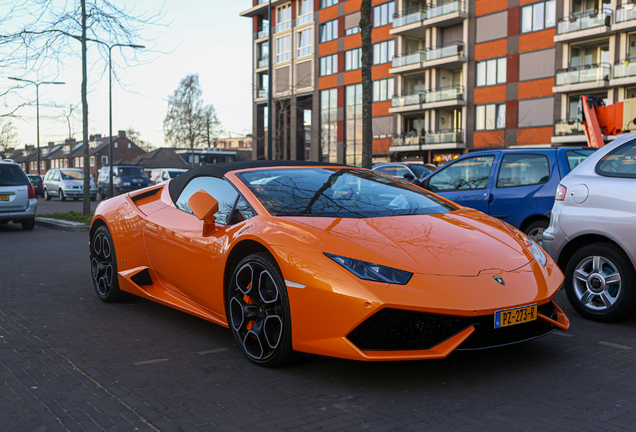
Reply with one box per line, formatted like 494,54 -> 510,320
543,134 -> 636,322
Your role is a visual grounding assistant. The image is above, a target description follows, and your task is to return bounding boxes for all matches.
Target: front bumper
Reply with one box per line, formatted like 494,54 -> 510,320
0,198 -> 37,222
62,188 -> 97,198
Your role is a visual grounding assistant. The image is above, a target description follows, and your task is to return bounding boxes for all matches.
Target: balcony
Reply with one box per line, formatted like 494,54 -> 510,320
611,58 -> 636,86
391,133 -> 423,147
424,129 -> 464,145
424,86 -> 464,104
257,55 -> 269,69
613,4 -> 636,31
256,88 -> 268,99
389,130 -> 465,152
392,92 -> 424,109
255,24 -> 270,40
390,44 -> 466,74
553,63 -> 610,93
390,86 -> 464,113
390,0 -> 467,37
555,9 -> 612,43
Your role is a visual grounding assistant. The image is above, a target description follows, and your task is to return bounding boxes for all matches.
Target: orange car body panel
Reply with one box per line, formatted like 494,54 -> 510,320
91,165 -> 569,361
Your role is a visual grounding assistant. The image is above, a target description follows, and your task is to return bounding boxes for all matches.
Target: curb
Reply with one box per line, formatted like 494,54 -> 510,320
35,218 -> 90,232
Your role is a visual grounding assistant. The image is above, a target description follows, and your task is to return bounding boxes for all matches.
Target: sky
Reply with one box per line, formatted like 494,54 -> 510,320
1,1 -> 253,150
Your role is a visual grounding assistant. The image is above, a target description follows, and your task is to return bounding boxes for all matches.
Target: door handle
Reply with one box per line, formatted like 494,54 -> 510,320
488,194 -> 494,203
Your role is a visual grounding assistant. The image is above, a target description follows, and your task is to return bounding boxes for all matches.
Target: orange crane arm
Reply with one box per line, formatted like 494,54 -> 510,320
580,95 -> 605,149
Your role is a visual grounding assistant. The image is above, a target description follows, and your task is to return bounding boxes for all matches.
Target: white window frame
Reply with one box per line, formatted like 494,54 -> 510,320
90,156 -> 95,167
276,35 -> 291,63
297,27 -> 313,58
297,0 -> 313,25
320,54 -> 338,76
276,4 -> 291,33
521,0 -> 556,34
476,57 -> 507,87
476,103 -> 506,131
101,155 -> 109,165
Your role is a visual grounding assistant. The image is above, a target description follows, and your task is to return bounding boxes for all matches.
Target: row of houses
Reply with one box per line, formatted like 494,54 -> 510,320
3,131 -> 253,178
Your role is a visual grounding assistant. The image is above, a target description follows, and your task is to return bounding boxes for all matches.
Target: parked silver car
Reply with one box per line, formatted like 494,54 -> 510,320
0,159 -> 37,230
543,135 -> 636,322
43,168 -> 97,201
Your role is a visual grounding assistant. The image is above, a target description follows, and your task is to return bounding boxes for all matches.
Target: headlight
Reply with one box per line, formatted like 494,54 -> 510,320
324,253 -> 412,285
121,182 -> 130,187
527,238 -> 547,266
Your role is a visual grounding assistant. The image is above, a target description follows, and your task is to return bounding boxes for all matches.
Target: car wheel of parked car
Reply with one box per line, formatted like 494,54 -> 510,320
44,189 -> 51,201
90,195 -> 96,202
90,226 -> 127,302
226,252 -> 294,367
59,189 -> 66,201
21,218 -> 35,231
524,220 -> 549,244
564,243 -> 636,322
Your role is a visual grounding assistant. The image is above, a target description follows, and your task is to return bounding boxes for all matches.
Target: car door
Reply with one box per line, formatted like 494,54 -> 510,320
488,152 -> 556,228
424,154 -> 497,213
142,176 -> 243,312
50,170 -> 61,196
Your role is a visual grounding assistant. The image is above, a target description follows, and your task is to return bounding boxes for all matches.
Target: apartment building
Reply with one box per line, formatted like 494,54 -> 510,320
552,0 -> 635,144
242,0 -> 560,166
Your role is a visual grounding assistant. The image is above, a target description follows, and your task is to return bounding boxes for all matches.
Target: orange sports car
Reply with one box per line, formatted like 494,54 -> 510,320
89,161 -> 570,367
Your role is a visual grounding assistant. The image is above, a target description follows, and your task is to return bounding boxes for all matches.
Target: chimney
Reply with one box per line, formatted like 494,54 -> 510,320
25,145 -> 34,152
118,130 -> 126,138
48,142 -> 54,148
95,134 -> 101,140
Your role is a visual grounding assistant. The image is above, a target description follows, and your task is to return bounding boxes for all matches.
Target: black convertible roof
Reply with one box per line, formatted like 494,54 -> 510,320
168,160 -> 347,202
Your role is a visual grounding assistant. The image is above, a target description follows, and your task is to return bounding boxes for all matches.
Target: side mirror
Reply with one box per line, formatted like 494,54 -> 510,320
403,172 -> 415,181
187,189 -> 219,236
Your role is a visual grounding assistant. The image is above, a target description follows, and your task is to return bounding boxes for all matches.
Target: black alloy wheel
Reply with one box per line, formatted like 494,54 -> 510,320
90,226 -> 126,302
227,253 -> 294,367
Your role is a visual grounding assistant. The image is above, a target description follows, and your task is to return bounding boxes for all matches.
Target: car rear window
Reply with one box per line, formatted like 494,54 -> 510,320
566,149 -> 595,171
28,175 -> 42,183
119,167 -> 145,178
0,164 -> 29,186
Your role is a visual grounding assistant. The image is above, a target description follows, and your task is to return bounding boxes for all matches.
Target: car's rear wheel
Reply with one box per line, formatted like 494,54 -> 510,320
524,220 -> 549,244
227,253 -> 294,367
90,226 -> 126,302
564,243 -> 636,322
59,189 -> 66,201
44,189 -> 51,201
21,218 -> 35,230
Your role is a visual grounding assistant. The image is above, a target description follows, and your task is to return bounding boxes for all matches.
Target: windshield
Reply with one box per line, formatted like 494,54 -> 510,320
61,170 -> 84,180
238,168 -> 456,218
409,164 -> 431,178
119,167 -> 145,178
0,164 -> 29,186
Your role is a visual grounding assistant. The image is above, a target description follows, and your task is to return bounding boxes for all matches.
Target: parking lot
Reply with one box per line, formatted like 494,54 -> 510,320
2,201 -> 636,431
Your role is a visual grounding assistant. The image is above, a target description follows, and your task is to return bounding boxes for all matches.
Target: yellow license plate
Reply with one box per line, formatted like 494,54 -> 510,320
0,194 -> 9,201
495,304 -> 537,328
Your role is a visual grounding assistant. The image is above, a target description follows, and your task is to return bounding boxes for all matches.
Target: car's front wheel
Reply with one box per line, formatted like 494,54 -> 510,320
44,189 -> 51,201
564,243 -> 636,322
90,226 -> 127,302
59,189 -> 66,201
227,253 -> 294,367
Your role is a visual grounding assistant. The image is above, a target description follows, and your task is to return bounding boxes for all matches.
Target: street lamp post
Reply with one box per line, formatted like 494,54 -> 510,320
8,77 -> 65,175
106,43 -> 145,198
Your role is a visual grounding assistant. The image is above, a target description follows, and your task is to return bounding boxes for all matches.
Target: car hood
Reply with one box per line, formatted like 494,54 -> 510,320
281,209 -> 533,276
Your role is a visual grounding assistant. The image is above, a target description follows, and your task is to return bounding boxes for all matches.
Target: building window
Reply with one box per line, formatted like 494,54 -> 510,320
476,57 -> 507,87
345,84 -> 363,166
521,0 -> 556,33
41,161 -> 46,170
373,40 -> 394,65
321,0 -> 337,8
297,28 -> 313,57
320,88 -> 338,163
476,103 -> 506,130
345,48 -> 362,71
276,4 -> 291,32
276,35 -> 290,63
345,27 -> 360,35
373,1 -> 395,28
320,54 -> 338,76
101,155 -> 108,165
320,19 -> 338,43
297,0 -> 313,25
90,156 -> 95,167
373,78 -> 394,102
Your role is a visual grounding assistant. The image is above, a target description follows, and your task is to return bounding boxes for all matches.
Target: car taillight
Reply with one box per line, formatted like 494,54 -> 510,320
555,184 -> 567,201
27,183 -> 36,199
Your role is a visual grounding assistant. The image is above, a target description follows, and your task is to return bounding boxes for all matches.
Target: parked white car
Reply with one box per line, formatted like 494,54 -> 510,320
43,168 -> 97,201
543,134 -> 636,322
150,168 -> 187,185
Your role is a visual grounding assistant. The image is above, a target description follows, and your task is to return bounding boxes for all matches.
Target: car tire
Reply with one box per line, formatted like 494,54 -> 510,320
59,189 -> 66,201
21,218 -> 35,230
564,243 -> 636,322
524,220 -> 549,245
226,252 -> 294,367
73,198 -> 79,201
90,195 -> 96,202
90,226 -> 127,302
44,189 -> 51,201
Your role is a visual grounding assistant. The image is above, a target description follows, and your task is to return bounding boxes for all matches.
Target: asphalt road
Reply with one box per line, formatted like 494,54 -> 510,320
1,224 -> 636,431
34,196 -> 102,216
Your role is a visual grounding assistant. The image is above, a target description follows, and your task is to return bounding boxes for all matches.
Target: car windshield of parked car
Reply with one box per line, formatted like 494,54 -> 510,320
238,168 -> 456,218
409,165 -> 431,178
0,164 -> 28,186
169,170 -> 185,179
61,170 -> 83,180
119,167 -> 145,178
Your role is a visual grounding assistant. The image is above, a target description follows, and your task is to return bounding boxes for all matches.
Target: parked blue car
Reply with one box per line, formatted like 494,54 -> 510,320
418,147 -> 594,241
97,165 -> 152,199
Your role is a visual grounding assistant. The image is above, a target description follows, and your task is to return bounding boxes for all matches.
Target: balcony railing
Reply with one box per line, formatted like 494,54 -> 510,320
557,8 -> 612,34
554,119 -> 585,136
617,4 -> 636,23
392,51 -> 425,68
425,85 -> 464,103
614,58 -> 636,79
425,43 -> 464,61
392,92 -> 424,107
393,7 -> 426,28
257,55 -> 269,68
427,0 -> 464,20
425,129 -> 464,144
257,88 -> 268,98
392,133 -> 423,146
555,63 -> 610,85
255,24 -> 270,39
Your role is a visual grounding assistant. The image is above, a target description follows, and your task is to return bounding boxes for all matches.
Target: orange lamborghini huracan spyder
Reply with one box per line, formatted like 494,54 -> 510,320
89,161 -> 569,367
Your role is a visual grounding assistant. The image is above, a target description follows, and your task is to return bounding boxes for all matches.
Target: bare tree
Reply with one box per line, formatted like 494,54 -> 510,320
360,0 -> 373,169
163,74 -> 222,168
126,127 -> 153,152
0,118 -> 20,156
